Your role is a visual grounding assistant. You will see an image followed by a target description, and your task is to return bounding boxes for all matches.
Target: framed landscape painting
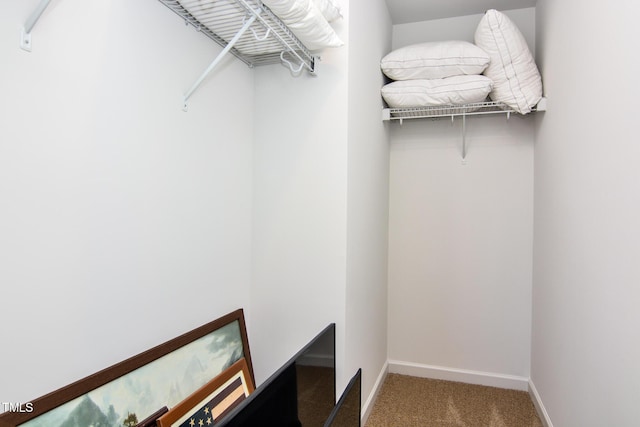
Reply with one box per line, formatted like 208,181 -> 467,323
0,309 -> 253,427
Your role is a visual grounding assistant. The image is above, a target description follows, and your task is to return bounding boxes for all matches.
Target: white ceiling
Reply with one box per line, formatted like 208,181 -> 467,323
384,0 -> 537,24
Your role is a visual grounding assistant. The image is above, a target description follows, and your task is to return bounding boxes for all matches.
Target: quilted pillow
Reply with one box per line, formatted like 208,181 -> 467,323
380,40 -> 490,80
474,9 -> 542,114
262,0 -> 343,50
381,75 -> 494,108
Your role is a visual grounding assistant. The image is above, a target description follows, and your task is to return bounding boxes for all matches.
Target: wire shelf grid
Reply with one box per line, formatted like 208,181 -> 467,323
158,0 -> 315,72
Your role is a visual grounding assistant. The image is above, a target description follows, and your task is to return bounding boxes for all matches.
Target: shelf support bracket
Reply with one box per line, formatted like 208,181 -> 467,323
183,11 -> 259,111
21,0 -> 53,52
461,113 -> 467,163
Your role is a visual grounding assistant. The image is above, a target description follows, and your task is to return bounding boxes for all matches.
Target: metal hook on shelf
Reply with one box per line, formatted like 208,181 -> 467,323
244,13 -> 271,41
280,51 -> 305,75
251,26 -> 271,41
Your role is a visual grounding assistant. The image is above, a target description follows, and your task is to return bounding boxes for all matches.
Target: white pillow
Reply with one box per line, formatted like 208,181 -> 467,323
381,75 -> 494,108
474,9 -> 542,114
312,0 -> 342,22
380,40 -> 490,81
262,0 -> 343,50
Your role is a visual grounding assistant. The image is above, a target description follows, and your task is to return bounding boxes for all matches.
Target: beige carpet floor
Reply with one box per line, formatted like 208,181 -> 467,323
365,374 -> 543,427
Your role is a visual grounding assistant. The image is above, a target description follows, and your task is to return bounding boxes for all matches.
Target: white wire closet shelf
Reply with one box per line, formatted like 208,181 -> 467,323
382,97 -> 547,162
157,0 -> 316,110
382,97 -> 547,123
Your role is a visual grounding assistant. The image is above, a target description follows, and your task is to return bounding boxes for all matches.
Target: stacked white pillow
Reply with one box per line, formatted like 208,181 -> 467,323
380,40 -> 494,108
261,0 -> 343,51
474,9 -> 542,114
380,11 -> 543,113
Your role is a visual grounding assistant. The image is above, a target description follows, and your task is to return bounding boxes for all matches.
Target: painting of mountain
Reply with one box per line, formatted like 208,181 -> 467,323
222,346 -> 243,371
58,395 -> 111,427
180,355 -> 207,395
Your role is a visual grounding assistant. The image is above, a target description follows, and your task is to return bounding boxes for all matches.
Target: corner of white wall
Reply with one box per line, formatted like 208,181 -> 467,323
361,361 -> 388,424
528,379 -> 554,427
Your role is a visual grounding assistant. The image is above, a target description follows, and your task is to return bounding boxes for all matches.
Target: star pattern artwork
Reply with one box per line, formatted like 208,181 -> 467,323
177,378 -> 245,427
158,358 -> 253,427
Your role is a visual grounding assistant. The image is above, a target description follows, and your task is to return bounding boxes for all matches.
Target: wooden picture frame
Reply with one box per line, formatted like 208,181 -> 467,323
135,406 -> 169,427
0,309 -> 253,427
157,358 -> 254,427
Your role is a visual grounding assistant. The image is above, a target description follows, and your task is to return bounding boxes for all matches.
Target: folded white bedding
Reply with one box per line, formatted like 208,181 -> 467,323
261,0 -> 343,50
475,9 -> 542,114
381,75 -> 494,108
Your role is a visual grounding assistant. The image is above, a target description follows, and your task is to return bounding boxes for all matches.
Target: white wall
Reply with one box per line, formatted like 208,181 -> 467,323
1,0 -> 392,420
532,1 -> 640,425
0,0 -> 253,407
345,0 -> 391,418
391,8 -> 536,50
249,10 -> 350,389
387,9 -> 535,387
250,0 -> 392,414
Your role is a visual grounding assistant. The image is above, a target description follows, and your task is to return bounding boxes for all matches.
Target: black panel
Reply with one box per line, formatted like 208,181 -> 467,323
218,324 -> 336,427
323,369 -> 361,427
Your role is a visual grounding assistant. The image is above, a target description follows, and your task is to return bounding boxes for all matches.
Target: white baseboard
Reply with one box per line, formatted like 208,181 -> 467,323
362,361 -> 554,426
528,379 -> 553,427
387,359 -> 529,391
361,360 -> 388,424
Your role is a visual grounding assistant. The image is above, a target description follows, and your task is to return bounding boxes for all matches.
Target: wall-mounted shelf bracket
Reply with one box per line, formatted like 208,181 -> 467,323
21,0 -> 53,52
461,113 -> 467,162
182,11 -> 259,111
